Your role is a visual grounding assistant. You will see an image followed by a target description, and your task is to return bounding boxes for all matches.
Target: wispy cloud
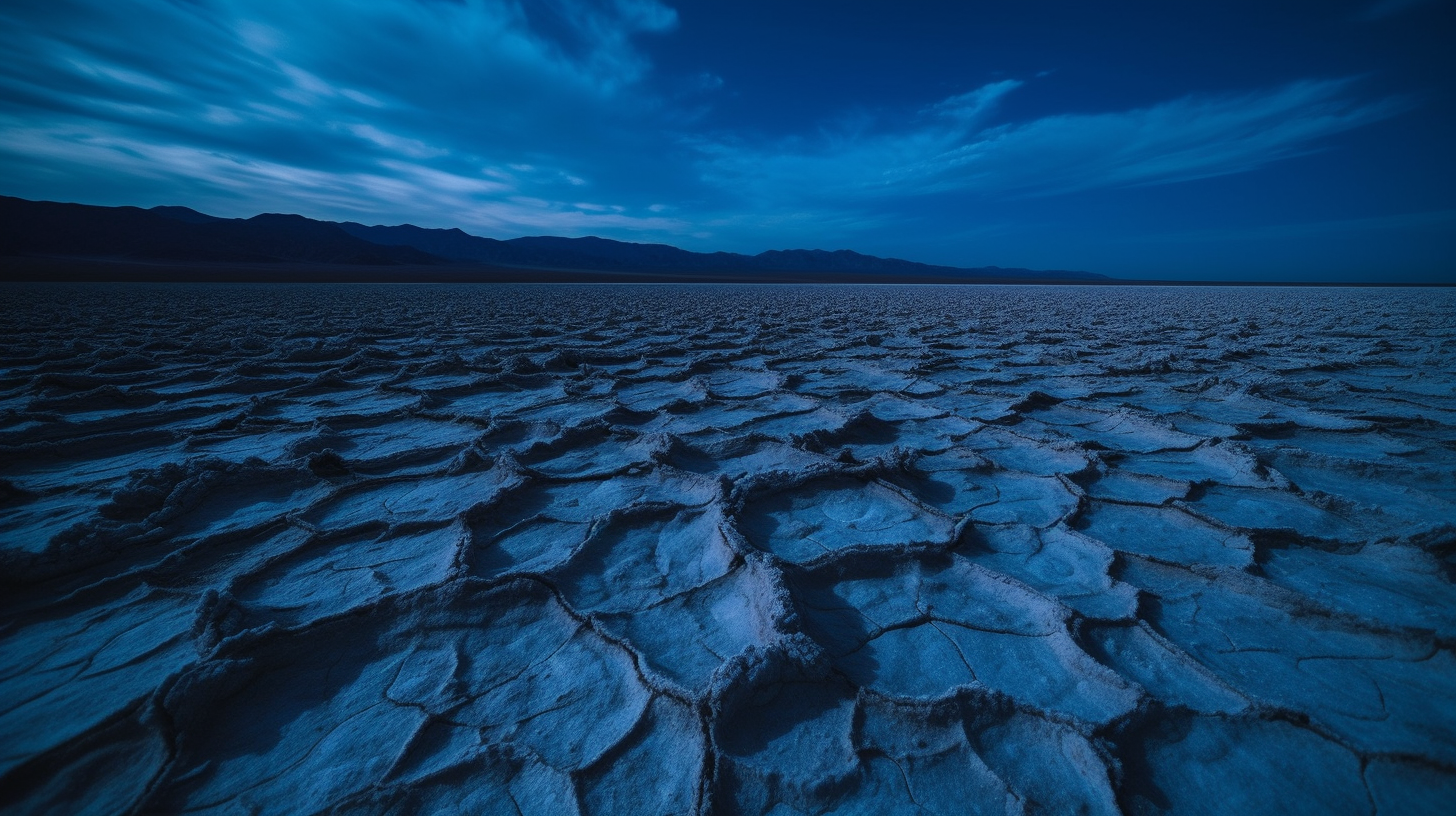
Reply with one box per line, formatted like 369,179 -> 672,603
0,0 -> 693,236
696,78 -> 1408,204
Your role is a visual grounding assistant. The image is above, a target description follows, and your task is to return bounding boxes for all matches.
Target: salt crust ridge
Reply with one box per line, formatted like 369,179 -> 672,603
1,283 -> 1454,814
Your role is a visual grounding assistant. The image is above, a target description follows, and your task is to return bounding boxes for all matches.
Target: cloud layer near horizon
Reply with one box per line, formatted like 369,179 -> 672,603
0,0 -> 1418,252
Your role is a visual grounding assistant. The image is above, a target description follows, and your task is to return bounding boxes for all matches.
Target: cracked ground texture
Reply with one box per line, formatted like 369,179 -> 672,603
1,282 -> 1454,815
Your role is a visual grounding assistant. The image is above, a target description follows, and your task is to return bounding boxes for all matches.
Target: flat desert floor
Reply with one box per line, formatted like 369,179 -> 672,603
1,283 -> 1454,814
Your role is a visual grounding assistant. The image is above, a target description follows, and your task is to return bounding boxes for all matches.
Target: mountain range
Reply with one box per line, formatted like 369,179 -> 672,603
0,195 -> 1106,282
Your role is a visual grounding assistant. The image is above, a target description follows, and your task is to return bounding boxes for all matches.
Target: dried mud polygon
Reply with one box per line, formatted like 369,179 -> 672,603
2,283 -> 1454,814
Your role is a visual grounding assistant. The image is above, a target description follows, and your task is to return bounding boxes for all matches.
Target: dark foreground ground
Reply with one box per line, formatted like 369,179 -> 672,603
1,283 -> 1454,814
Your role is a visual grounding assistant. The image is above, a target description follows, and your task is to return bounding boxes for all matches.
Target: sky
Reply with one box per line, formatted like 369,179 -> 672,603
1,0 -> 1453,281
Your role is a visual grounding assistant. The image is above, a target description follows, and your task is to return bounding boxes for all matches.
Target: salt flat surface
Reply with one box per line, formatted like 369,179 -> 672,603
1,282 -> 1454,814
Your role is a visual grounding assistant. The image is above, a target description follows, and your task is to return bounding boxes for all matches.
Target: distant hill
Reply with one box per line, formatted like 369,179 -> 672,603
336,222 -> 1103,279
0,197 -> 437,265
0,195 -> 1106,280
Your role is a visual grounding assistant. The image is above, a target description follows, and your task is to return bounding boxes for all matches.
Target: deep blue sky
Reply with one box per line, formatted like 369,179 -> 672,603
2,0 -> 1453,280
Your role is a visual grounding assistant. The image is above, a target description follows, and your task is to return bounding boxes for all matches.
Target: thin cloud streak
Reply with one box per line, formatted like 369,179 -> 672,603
696,78 -> 1408,204
0,119 -> 693,237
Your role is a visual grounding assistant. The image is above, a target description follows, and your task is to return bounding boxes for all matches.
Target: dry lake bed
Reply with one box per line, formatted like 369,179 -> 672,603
2,282 -> 1454,815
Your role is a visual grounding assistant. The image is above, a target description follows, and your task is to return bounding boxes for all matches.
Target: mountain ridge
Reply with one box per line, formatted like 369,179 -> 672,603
0,195 -> 1106,280
335,221 -> 1102,279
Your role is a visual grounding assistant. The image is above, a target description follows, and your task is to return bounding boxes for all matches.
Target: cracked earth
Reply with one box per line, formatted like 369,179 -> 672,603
1,283 -> 1454,814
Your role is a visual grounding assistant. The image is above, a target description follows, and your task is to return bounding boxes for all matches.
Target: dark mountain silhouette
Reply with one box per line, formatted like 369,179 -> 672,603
147,205 -> 224,224
0,197 -> 439,265
337,222 -> 1104,279
0,195 -> 1106,280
